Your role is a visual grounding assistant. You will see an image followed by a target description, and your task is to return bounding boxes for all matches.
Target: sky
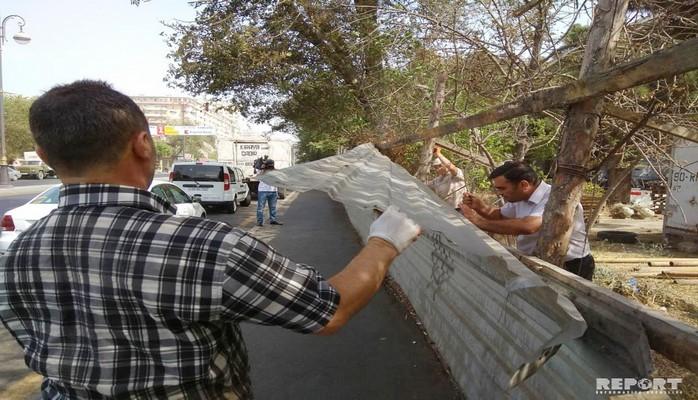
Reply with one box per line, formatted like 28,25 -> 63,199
2,0 -> 197,97
1,0 -> 291,138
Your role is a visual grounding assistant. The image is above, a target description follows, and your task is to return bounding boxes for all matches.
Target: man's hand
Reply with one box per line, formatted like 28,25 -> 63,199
432,145 -> 441,156
458,204 -> 484,227
368,206 -> 421,253
462,192 -> 485,212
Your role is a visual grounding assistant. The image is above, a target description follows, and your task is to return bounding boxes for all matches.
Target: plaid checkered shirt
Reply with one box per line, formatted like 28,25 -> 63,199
0,184 -> 340,399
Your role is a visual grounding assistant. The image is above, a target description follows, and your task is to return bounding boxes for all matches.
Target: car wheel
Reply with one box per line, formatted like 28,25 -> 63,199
240,192 -> 252,207
36,171 -> 44,180
227,197 -> 238,214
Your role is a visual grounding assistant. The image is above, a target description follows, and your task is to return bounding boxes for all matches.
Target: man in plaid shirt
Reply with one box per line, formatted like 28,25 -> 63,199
0,81 -> 421,399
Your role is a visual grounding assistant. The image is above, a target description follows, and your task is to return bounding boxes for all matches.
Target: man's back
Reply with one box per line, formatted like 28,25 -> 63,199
0,184 -> 338,399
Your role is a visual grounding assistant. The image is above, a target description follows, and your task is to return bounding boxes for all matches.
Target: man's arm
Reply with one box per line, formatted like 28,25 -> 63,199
433,146 -> 460,177
473,203 -> 503,220
221,206 -> 419,336
317,237 -> 398,335
317,206 -> 420,335
459,204 -> 542,235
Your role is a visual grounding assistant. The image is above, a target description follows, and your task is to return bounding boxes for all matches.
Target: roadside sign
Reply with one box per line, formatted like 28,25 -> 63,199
149,125 -> 215,137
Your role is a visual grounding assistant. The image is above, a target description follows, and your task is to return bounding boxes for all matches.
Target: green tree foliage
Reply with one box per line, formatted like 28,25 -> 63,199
3,95 -> 35,163
164,1 -> 426,161
161,0 -> 698,187
153,134 -> 217,168
162,0 -> 592,170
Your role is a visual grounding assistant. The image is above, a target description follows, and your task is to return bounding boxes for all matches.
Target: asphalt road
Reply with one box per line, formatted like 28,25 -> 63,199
0,186 -> 461,399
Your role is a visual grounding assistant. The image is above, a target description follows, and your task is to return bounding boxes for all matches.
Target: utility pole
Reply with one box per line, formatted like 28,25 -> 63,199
0,13 -> 31,185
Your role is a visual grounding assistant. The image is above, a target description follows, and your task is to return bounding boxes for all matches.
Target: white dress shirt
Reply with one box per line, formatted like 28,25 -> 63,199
500,181 -> 590,261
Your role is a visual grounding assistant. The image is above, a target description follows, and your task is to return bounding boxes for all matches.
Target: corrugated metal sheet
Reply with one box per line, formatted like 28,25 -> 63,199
259,143 -> 646,399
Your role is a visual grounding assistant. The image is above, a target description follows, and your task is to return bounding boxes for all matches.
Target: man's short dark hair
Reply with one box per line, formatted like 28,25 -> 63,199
488,161 -> 539,185
29,80 -> 149,174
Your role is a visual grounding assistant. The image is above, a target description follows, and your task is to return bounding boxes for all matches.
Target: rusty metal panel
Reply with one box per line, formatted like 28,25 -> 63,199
260,143 -> 645,399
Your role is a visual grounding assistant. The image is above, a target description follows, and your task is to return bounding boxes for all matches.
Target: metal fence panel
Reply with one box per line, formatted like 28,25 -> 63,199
260,143 -> 643,399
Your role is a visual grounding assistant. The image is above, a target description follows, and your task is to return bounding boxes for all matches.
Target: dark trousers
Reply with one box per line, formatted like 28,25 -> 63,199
563,254 -> 595,281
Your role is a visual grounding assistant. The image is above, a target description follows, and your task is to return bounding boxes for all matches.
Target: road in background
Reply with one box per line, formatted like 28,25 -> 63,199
4,177 -> 60,188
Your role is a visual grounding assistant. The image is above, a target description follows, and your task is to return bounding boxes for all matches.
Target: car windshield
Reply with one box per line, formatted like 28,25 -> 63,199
172,165 -> 224,182
30,186 -> 60,204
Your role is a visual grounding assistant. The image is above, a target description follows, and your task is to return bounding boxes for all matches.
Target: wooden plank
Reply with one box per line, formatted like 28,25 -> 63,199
508,247 -> 698,374
635,267 -> 698,274
605,104 -> 698,143
633,271 -> 698,279
674,279 -> 698,285
638,266 -> 698,274
597,258 -> 698,263
649,261 -> 698,267
377,37 -> 698,149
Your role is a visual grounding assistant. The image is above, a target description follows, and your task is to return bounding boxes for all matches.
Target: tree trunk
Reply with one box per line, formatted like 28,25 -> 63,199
604,151 -> 631,204
512,118 -> 531,161
536,0 -> 630,266
608,168 -> 632,204
415,71 -> 448,182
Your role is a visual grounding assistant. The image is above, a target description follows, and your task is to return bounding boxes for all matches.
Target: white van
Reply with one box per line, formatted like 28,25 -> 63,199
170,161 -> 251,213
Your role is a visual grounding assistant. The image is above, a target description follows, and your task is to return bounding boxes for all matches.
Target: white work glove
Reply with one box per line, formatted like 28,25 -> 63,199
368,205 -> 421,253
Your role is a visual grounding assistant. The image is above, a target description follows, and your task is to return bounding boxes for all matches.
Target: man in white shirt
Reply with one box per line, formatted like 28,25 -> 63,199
257,159 -> 283,226
459,161 -> 595,280
427,146 -> 467,209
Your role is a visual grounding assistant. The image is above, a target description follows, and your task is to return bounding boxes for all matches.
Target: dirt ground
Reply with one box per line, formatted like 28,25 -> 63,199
589,214 -> 698,399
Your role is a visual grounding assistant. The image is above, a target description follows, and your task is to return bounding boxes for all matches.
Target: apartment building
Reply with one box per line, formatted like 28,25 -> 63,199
130,95 -> 239,139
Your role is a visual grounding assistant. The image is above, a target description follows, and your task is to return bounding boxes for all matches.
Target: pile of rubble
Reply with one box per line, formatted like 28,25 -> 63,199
609,203 -> 655,219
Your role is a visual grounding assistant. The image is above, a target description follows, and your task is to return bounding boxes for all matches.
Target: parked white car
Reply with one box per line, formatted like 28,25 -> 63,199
0,181 -> 207,254
148,181 -> 207,219
169,161 -> 251,213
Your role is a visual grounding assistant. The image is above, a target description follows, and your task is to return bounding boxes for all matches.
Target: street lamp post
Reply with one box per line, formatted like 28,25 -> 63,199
0,14 -> 31,186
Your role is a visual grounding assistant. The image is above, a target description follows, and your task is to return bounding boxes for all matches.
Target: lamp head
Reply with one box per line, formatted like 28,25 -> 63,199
12,31 -> 31,45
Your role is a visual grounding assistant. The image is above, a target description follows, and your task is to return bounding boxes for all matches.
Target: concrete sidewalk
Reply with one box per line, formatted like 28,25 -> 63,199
242,191 -> 463,400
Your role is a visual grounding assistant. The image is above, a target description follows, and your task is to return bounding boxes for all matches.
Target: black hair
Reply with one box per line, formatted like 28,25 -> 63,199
29,80 -> 150,174
488,161 -> 539,185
